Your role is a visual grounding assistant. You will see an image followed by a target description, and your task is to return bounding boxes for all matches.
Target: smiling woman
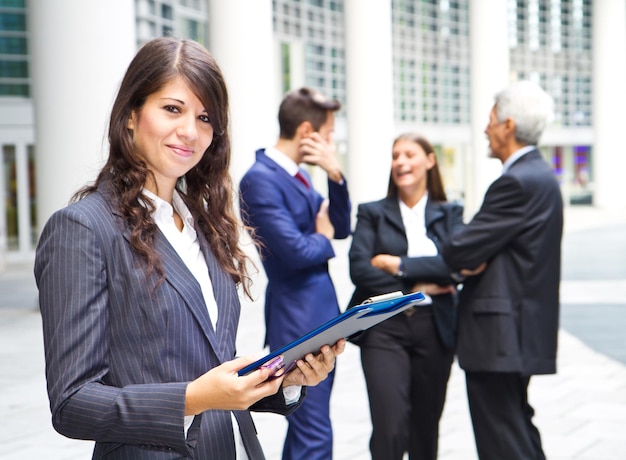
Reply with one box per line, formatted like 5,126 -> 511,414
33,36 -> 345,460
347,131 -> 463,460
127,76 -> 215,204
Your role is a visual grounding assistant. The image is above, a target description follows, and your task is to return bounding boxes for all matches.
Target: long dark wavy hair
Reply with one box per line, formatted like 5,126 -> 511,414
73,37 -> 254,297
386,132 -> 448,202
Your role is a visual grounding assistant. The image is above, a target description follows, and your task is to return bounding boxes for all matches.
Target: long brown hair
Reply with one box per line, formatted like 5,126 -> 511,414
386,132 -> 448,202
73,37 -> 254,297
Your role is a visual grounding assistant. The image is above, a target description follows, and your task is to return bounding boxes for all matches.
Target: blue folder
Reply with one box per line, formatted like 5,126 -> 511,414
238,290 -> 426,376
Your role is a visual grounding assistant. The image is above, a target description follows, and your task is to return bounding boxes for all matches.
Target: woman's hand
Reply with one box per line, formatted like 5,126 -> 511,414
370,254 -> 401,275
283,339 -> 347,388
185,339 -> 346,415
185,356 -> 286,415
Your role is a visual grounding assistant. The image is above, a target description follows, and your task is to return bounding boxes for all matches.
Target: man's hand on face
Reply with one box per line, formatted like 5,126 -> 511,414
299,132 -> 343,183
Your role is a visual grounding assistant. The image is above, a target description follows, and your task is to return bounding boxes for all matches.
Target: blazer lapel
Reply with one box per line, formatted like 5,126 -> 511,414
154,231 -> 220,344
425,200 -> 449,251
425,199 -> 445,229
126,226 -> 225,361
381,196 -> 405,233
196,230 -> 239,363
259,150 -> 317,217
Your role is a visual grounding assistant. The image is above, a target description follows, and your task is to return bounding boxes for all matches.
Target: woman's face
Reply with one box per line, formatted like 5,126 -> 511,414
127,76 -> 214,196
391,139 -> 435,193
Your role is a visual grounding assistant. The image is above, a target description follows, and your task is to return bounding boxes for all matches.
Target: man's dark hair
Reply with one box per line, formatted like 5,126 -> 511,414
277,87 -> 341,139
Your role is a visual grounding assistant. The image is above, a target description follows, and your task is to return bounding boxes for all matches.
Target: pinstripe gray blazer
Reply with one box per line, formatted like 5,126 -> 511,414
34,180 -> 300,459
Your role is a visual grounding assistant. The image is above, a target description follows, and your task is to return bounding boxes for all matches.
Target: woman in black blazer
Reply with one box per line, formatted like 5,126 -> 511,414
348,133 -> 464,460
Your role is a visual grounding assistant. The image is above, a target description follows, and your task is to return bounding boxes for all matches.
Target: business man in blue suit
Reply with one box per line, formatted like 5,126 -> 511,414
240,87 -> 351,460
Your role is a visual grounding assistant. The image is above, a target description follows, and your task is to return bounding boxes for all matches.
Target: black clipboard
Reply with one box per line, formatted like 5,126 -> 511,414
238,290 -> 425,376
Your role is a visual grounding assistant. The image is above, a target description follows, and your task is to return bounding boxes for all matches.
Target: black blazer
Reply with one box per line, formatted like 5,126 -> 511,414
347,196 -> 464,349
442,149 -> 563,375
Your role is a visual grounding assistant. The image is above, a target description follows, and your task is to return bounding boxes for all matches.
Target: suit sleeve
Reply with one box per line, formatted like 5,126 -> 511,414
442,175 -> 528,271
240,172 -> 336,271
349,204 -> 406,296
34,207 -> 192,455
403,203 -> 464,284
327,176 -> 352,239
250,386 -> 306,416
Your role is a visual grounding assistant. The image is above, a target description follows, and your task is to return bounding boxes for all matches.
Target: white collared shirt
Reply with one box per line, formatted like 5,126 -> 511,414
143,189 -> 219,328
502,145 -> 536,174
399,193 -> 438,259
264,146 -> 344,186
265,146 -> 300,176
399,193 -> 438,304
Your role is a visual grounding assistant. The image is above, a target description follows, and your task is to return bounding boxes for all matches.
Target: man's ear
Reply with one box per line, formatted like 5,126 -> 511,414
504,117 -> 516,134
297,121 -> 314,138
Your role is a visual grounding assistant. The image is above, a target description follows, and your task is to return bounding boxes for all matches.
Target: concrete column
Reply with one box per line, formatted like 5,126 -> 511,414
343,0 -> 395,205
208,0 -> 276,184
592,0 -> 626,211
467,0 -> 510,217
28,0 -> 136,231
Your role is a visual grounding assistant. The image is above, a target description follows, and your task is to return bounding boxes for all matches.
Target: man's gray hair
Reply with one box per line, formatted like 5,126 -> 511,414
494,80 -> 554,145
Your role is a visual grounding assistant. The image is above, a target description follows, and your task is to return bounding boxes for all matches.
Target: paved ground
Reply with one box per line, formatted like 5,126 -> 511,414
1,205 -> 625,459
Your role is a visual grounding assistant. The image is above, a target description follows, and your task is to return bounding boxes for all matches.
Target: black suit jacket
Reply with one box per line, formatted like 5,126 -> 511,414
442,149 -> 563,375
347,196 -> 464,349
34,179 -> 301,459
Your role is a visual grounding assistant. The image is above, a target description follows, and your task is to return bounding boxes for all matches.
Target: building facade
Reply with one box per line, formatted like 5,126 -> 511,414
1,0 -> 624,264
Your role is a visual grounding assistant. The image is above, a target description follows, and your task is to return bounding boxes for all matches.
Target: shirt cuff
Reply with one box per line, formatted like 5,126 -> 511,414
184,415 -> 195,438
283,385 -> 302,405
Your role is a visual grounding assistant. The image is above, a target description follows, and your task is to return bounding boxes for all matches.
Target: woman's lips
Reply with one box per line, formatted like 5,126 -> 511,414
168,145 -> 193,157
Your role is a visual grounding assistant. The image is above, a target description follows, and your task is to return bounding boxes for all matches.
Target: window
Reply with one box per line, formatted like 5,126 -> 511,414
0,0 -> 29,96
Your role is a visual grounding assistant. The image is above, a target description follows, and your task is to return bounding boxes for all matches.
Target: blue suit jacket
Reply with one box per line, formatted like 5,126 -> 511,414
239,149 -> 351,350
347,196 -> 464,349
34,179 -> 300,459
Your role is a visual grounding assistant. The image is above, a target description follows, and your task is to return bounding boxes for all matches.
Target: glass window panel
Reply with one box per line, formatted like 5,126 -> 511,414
0,59 -> 28,78
161,4 -> 173,20
0,37 -> 27,54
0,12 -> 26,31
0,0 -> 25,7
0,83 -> 29,96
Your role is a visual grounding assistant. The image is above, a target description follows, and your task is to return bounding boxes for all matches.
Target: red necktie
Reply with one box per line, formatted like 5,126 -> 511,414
295,171 -> 310,188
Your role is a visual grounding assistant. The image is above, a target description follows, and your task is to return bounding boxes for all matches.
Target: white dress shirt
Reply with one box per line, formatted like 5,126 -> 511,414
502,145 -> 536,174
398,192 -> 438,304
142,190 -> 248,459
265,146 -> 300,176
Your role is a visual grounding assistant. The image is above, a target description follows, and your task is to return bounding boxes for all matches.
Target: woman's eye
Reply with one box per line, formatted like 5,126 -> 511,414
164,105 -> 180,114
199,114 -> 211,124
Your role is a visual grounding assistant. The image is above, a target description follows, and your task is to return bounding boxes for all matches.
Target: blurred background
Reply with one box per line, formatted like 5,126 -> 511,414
1,0 -> 625,269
